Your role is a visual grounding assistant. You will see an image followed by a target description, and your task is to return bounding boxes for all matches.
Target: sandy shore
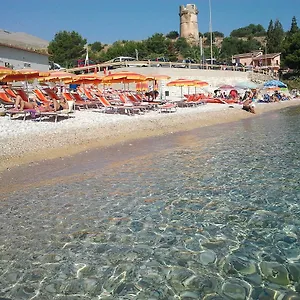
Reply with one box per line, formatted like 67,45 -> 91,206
1,99 -> 300,173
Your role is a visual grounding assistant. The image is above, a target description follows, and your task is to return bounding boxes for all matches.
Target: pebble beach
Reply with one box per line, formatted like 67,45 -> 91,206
1,99 -> 300,173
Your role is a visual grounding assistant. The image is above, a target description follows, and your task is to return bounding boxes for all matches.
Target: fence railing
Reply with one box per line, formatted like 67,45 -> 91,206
66,60 -> 278,77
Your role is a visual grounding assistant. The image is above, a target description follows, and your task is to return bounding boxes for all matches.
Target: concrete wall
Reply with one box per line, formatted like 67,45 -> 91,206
0,45 -> 49,71
102,67 -> 273,100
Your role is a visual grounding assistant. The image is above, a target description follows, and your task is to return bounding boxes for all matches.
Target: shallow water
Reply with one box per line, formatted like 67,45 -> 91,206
1,107 -> 300,299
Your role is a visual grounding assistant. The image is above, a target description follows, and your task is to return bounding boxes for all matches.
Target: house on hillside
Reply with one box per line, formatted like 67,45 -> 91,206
252,53 -> 281,69
232,51 -> 281,71
232,51 -> 263,66
0,43 -> 49,71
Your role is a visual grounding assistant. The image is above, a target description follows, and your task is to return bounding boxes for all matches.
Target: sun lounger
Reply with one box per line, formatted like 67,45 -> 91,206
43,87 -> 61,100
0,91 -> 14,108
15,89 -> 30,102
5,108 -> 37,121
37,100 -> 75,123
96,96 -> 141,115
158,102 -> 177,113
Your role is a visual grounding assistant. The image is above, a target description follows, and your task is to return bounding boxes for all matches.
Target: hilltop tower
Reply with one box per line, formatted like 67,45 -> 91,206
179,4 -> 199,44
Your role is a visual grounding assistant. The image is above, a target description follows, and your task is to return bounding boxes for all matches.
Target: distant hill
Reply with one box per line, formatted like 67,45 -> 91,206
0,29 -> 49,50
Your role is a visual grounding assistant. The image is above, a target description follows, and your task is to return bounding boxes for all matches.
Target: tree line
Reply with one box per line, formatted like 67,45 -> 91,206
48,16 -> 300,70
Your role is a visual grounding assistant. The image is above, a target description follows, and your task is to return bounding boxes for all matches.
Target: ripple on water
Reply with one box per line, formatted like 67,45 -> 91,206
1,107 -> 300,298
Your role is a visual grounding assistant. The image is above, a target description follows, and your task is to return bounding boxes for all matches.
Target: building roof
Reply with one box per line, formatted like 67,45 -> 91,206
253,53 -> 281,60
0,29 -> 49,49
232,51 -> 262,59
0,42 -> 49,56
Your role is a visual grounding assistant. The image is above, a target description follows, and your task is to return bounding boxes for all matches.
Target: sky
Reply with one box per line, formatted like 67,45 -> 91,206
2,0 -> 300,44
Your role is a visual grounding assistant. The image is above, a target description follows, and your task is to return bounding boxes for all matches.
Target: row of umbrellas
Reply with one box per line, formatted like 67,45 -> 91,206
0,66 -> 288,94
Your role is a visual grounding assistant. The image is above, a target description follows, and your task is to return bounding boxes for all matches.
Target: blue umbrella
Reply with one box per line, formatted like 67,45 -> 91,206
264,80 -> 287,88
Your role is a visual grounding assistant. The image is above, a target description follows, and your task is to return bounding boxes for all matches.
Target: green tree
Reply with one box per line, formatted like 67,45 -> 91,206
266,19 -> 285,53
48,31 -> 87,67
145,33 -> 168,55
166,31 -> 179,39
282,17 -> 300,69
230,24 -> 266,37
174,37 -> 190,55
219,36 -> 262,61
89,41 -> 104,52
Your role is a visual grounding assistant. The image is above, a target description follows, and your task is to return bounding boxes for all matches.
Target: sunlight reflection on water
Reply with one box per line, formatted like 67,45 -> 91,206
1,107 -> 300,299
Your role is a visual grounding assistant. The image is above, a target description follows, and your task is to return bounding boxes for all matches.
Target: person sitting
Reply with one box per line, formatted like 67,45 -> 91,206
242,97 -> 255,114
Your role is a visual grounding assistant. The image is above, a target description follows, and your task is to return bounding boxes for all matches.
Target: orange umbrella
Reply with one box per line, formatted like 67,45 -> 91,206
167,79 -> 197,87
167,79 -> 199,98
0,66 -> 17,76
39,71 -> 76,82
102,71 -> 147,83
193,80 -> 209,87
0,68 -> 50,82
65,74 -> 103,84
145,74 -> 171,81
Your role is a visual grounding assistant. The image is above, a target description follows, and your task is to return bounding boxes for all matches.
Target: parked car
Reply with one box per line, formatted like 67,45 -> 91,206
172,58 -> 197,68
49,61 -> 65,71
151,57 -> 169,67
107,56 -> 147,69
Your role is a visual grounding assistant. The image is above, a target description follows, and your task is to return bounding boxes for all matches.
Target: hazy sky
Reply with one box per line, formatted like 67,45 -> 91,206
2,0 -> 299,44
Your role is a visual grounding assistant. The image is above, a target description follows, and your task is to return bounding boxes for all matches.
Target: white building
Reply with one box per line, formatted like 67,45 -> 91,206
0,42 -> 49,71
0,29 -> 49,71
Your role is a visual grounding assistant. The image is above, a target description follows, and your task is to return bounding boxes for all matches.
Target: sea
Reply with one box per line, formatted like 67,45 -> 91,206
1,106 -> 300,300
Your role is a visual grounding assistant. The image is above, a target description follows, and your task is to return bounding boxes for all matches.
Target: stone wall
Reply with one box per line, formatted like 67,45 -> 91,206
179,4 -> 199,44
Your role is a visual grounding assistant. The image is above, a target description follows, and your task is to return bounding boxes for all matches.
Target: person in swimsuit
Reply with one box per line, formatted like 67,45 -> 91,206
242,98 -> 255,114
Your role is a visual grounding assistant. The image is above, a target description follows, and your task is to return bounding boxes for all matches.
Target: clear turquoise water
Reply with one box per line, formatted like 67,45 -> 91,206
1,106 -> 300,299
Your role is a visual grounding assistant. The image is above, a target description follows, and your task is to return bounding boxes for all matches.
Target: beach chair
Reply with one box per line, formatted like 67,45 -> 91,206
15,89 -> 30,102
0,91 -> 14,108
33,89 -> 52,104
43,87 -> 61,100
158,102 -> 177,113
5,88 -> 18,99
65,92 -> 96,110
37,100 -> 75,123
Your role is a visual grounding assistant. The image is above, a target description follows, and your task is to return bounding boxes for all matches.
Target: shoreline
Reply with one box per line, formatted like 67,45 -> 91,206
1,100 -> 300,173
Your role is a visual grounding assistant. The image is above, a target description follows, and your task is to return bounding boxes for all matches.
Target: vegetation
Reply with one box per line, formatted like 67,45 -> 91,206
48,16 -> 300,75
48,31 -> 87,68
230,24 -> 266,37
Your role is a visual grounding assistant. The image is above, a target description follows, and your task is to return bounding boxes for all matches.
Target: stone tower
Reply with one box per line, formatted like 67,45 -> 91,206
179,4 -> 199,44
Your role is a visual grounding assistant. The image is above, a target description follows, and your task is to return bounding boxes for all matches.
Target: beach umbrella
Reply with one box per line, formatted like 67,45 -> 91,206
65,73 -> 103,85
102,71 -> 147,83
0,69 -> 51,93
0,66 -> 17,76
167,79 -> 197,98
39,71 -> 76,82
145,74 -> 171,81
0,69 -> 50,82
218,84 -> 236,90
193,80 -> 209,94
263,80 -> 287,88
102,71 -> 147,90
